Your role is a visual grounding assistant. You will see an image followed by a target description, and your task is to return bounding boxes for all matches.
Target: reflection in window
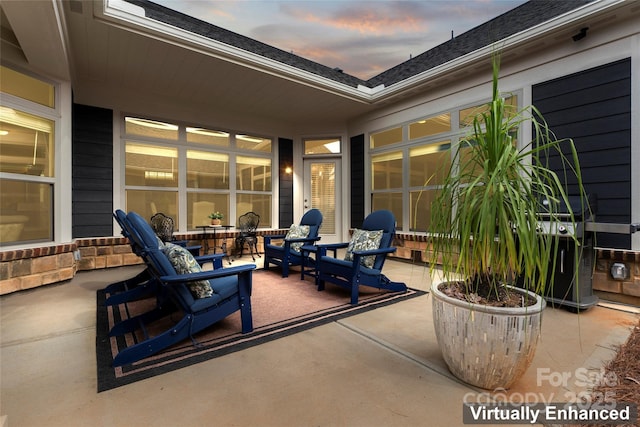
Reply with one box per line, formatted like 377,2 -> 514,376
125,117 -> 178,140
186,127 -> 229,146
236,134 -> 271,152
459,96 -> 518,128
1,65 -> 56,246
409,141 -> 450,187
125,143 -> 178,187
372,151 -> 402,190
0,108 -> 55,177
410,189 -> 440,232
370,127 -> 402,149
123,116 -> 273,232
304,138 -> 341,155
126,190 -> 178,224
236,193 -> 271,228
236,156 -> 271,191
0,179 -> 52,244
372,192 -> 403,229
187,150 -> 229,190
188,193 -> 229,229
409,114 -> 450,140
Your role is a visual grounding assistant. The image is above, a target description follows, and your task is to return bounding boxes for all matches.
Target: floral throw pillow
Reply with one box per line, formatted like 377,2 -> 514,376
285,224 -> 310,253
161,243 -> 213,299
344,229 -> 383,268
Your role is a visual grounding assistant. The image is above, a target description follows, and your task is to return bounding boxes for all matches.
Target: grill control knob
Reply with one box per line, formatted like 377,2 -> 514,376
558,225 -> 568,234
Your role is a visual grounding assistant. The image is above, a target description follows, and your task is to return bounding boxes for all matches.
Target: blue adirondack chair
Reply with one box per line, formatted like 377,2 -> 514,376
103,209 -> 156,305
263,209 -> 323,277
315,210 -> 407,305
107,211 -> 254,366
104,209 -> 223,306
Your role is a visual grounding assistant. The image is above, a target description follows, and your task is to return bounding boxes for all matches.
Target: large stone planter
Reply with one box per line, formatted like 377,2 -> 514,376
431,281 -> 546,390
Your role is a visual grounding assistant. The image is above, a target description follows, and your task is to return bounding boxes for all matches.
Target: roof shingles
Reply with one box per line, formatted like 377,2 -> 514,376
128,0 -> 594,89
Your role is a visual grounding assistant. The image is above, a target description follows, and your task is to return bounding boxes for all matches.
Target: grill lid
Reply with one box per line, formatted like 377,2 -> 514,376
537,195 -> 594,221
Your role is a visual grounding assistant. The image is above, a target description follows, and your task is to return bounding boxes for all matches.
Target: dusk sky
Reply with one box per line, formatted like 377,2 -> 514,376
152,0 -> 528,80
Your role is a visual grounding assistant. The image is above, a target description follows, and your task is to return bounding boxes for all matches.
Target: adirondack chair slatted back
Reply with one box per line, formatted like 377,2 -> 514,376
127,211 -> 197,308
315,209 -> 406,305
107,210 -> 255,366
263,209 -> 323,277
300,209 -> 323,241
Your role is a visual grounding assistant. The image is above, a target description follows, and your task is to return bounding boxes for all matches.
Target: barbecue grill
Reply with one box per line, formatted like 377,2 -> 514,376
525,195 -> 639,311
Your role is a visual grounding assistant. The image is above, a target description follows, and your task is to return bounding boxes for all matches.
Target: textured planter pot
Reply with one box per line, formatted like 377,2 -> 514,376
431,281 -> 546,390
211,219 -> 221,226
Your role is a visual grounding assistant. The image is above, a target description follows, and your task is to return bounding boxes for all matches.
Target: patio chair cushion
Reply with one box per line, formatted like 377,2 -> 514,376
161,243 -> 213,299
284,224 -> 310,253
344,228 -> 383,268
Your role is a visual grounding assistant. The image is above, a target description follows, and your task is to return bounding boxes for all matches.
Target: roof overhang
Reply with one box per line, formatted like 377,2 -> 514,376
97,0 -> 628,105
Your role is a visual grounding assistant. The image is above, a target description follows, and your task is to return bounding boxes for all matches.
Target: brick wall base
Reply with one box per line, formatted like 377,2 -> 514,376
389,233 -> 640,307
0,230 -> 287,295
2,231 -> 639,307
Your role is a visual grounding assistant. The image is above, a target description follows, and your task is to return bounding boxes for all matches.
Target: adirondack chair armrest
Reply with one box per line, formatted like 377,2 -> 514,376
160,264 -> 256,284
194,253 -> 225,269
282,236 -> 321,248
316,242 -> 349,257
318,242 -> 349,249
351,246 -> 397,257
285,236 -> 320,243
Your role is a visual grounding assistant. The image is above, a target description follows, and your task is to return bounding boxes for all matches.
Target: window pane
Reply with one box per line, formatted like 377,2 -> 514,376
188,193 -> 229,229
236,194 -> 271,228
409,113 -> 450,140
125,117 -> 178,140
236,156 -> 271,191
0,108 -> 55,177
410,189 -> 440,232
459,95 -> 518,128
236,134 -> 271,152
186,127 -> 229,147
371,151 -> 402,190
125,142 -> 178,187
409,141 -> 450,187
372,192 -> 403,229
370,127 -> 402,149
187,150 -> 229,189
0,179 -> 52,244
126,190 -> 178,223
304,138 -> 341,155
0,66 -> 54,108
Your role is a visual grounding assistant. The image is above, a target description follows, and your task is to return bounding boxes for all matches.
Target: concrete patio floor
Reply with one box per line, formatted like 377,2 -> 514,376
1,258 -> 638,427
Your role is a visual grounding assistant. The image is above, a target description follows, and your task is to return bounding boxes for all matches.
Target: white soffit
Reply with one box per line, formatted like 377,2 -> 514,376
2,0 -> 71,80
99,0 -> 625,105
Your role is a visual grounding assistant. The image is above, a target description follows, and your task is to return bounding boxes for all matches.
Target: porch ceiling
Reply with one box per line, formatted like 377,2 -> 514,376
74,2 -> 386,129
3,0 -> 379,130
1,0 -> 637,132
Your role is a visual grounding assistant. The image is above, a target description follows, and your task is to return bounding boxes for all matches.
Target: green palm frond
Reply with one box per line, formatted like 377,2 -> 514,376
428,52 -> 587,299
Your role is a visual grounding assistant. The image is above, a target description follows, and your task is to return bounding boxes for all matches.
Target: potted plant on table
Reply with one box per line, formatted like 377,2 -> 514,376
208,211 -> 224,226
427,53 -> 587,390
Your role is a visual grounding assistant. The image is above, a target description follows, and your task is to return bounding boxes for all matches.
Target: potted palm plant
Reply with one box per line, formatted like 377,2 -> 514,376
427,54 -> 587,390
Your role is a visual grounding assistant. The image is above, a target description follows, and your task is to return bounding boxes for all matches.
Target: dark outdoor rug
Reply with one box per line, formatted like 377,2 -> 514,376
96,269 -> 425,392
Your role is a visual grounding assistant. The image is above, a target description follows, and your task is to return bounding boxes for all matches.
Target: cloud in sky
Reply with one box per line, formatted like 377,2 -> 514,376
152,0 -> 527,79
